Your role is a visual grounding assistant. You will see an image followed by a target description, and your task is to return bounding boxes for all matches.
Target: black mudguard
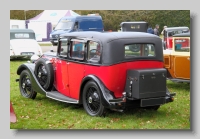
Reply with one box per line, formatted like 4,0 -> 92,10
81,75 -> 117,108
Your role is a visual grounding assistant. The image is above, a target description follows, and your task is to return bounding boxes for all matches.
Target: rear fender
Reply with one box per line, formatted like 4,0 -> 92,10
80,75 -> 116,108
17,63 -> 47,95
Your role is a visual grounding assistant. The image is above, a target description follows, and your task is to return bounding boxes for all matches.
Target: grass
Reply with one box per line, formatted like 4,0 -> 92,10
39,43 -> 52,46
10,60 -> 190,129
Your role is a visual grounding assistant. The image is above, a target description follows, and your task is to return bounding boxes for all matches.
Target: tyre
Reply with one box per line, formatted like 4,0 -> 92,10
19,70 -> 37,99
34,58 -> 54,91
82,81 -> 106,116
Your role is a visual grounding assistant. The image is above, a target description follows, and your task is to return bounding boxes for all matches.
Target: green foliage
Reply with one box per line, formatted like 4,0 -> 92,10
10,10 -> 190,32
10,60 -> 190,129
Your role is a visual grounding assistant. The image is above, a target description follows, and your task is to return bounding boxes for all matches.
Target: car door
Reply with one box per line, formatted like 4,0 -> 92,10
172,37 -> 190,79
67,39 -> 86,99
54,38 -> 70,96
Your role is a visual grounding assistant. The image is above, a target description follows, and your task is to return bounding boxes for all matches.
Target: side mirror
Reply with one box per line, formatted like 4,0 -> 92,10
53,27 -> 55,30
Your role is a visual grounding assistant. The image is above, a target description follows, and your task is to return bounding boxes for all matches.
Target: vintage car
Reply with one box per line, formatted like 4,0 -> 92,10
16,31 -> 175,117
10,29 -> 43,59
163,32 -> 190,83
120,21 -> 148,32
163,26 -> 189,49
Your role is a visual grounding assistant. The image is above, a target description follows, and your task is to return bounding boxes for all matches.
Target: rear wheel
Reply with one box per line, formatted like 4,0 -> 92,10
82,81 -> 106,116
19,70 -> 37,99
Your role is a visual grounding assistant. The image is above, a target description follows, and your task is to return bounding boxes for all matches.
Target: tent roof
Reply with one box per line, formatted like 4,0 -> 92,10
28,10 -> 80,22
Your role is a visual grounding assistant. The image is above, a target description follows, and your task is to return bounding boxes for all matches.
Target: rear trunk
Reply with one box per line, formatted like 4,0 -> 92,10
125,68 -> 167,99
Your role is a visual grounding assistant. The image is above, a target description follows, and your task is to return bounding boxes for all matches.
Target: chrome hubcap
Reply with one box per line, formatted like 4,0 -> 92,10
88,96 -> 92,103
22,83 -> 25,88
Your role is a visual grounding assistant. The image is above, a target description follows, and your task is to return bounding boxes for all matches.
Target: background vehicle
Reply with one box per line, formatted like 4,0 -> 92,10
120,21 -> 149,52
16,32 -> 175,117
163,32 -> 190,82
163,26 -> 189,49
120,21 -> 148,32
50,15 -> 104,45
10,29 -> 43,59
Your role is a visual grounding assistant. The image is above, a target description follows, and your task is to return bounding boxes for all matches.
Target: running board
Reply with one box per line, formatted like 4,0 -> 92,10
46,91 -> 79,104
167,78 -> 190,83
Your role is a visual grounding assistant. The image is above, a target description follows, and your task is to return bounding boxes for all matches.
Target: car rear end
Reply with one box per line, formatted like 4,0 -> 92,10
10,39 -> 43,59
99,32 -> 175,110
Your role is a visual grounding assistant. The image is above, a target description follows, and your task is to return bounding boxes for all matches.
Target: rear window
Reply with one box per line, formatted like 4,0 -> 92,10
10,32 -> 36,40
125,44 -> 155,57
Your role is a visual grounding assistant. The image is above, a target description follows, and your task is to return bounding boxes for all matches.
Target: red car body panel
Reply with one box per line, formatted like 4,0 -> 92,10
50,59 -> 163,99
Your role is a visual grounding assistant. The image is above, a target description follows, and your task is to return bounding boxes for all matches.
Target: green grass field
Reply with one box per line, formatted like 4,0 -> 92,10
10,60 -> 190,129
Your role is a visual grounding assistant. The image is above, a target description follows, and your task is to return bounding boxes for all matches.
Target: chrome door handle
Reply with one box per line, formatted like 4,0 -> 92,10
187,57 -> 190,61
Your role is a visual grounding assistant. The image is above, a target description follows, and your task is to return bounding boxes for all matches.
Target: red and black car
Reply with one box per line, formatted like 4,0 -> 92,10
16,31 -> 175,117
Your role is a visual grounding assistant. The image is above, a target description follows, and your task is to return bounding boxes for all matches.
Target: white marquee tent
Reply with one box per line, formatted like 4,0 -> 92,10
26,10 -> 80,41
28,10 -> 80,25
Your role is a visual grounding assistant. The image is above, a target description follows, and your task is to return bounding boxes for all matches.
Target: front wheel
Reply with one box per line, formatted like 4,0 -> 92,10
19,70 -> 37,99
82,81 -> 106,116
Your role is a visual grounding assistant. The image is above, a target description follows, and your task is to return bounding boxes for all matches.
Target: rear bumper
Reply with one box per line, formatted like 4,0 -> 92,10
10,55 -> 41,59
107,90 -> 176,110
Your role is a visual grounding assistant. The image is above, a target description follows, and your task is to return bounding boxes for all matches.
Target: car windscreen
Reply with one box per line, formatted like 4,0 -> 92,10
54,20 -> 74,30
10,32 -> 36,40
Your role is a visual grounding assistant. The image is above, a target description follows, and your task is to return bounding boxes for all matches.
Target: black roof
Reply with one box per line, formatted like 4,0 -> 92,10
60,31 -> 160,43
10,29 -> 35,33
164,26 -> 189,32
60,31 -> 163,65
173,32 -> 190,37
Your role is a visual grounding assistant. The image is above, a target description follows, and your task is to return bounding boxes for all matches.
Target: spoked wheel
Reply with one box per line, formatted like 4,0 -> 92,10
19,70 -> 37,99
36,64 -> 48,87
82,81 -> 106,116
34,58 -> 54,91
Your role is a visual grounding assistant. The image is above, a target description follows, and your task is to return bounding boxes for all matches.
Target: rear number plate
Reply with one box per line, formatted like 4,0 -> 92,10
21,52 -> 34,55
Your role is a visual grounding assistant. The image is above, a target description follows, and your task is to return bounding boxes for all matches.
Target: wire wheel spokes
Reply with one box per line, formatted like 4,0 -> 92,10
86,87 -> 100,113
21,75 -> 32,97
37,64 -> 48,86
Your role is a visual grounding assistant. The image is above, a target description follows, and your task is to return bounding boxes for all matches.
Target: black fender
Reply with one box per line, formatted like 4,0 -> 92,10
17,63 -> 47,95
80,75 -> 116,108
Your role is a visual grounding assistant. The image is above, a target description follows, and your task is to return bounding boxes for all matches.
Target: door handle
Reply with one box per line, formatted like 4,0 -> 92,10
66,62 -> 70,65
187,57 -> 190,61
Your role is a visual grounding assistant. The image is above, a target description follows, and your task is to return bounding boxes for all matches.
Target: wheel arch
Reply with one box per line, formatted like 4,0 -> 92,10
79,75 -> 115,108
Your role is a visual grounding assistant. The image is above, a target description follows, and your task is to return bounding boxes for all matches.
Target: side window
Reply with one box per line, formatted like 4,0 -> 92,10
88,41 -> 101,62
125,44 -> 155,57
58,39 -> 68,57
70,40 -> 85,60
174,38 -> 190,52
